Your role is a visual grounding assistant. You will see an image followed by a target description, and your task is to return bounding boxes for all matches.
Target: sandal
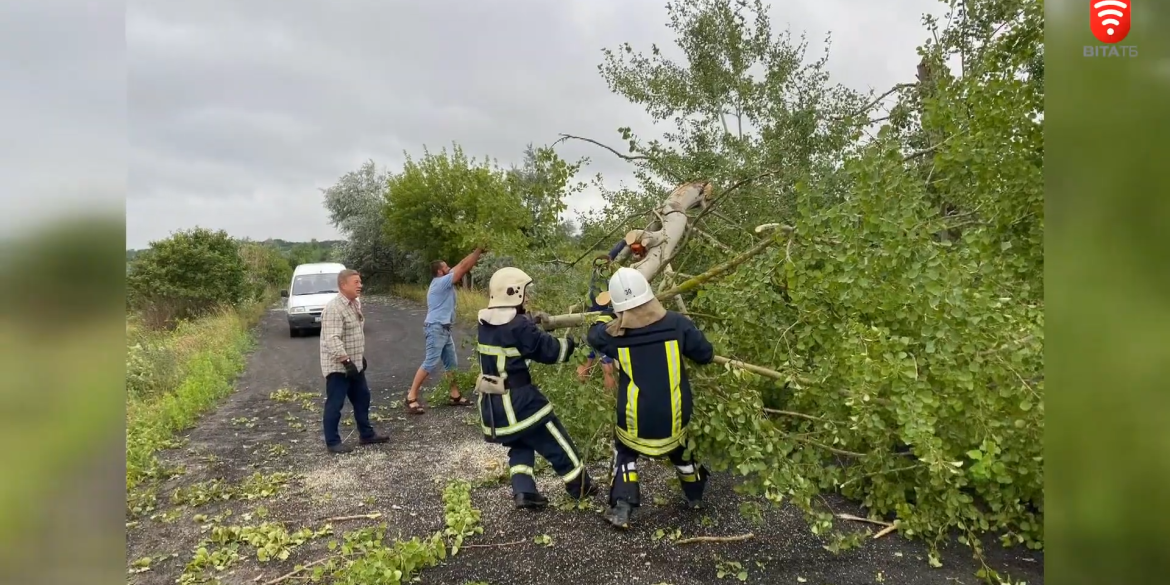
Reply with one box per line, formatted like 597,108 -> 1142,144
448,395 -> 472,407
404,399 -> 425,415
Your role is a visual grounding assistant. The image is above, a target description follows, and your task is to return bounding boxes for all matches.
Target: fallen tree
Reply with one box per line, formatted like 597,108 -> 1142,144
538,218 -> 792,331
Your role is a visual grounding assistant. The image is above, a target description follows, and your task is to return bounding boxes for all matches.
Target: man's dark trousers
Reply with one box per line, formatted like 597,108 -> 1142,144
323,371 -> 378,447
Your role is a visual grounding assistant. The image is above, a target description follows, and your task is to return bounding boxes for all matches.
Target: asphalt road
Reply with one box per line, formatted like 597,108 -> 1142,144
125,296 -> 1045,585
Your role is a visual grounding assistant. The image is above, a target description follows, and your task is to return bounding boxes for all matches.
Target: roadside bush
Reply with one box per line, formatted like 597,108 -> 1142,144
125,303 -> 263,490
127,227 -> 248,325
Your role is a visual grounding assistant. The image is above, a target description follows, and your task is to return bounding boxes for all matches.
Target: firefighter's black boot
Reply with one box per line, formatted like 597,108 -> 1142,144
514,492 -> 549,510
606,500 -> 633,529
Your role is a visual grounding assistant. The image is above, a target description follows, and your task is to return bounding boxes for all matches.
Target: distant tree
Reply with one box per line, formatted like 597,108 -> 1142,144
323,160 -> 415,287
127,227 -> 247,325
505,144 -> 587,250
382,144 -> 531,277
237,239 -> 293,299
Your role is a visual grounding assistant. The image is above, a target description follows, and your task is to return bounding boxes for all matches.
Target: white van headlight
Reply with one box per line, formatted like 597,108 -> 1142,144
289,306 -> 308,314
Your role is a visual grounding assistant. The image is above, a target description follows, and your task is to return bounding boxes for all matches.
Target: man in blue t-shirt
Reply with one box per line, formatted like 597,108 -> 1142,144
404,247 -> 484,414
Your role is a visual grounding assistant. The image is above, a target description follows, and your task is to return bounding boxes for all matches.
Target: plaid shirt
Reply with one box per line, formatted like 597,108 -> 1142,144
319,294 -> 364,378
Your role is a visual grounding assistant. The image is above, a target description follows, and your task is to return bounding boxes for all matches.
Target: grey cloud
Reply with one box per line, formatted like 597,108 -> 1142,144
122,0 -> 943,248
0,0 -> 125,237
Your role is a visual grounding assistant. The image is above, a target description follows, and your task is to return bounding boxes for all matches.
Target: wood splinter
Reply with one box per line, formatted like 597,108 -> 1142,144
674,532 -> 755,545
461,539 -> 526,549
321,512 -> 383,522
835,513 -> 900,539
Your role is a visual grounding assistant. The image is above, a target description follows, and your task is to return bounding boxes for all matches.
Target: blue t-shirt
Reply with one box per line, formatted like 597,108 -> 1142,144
425,273 -> 456,325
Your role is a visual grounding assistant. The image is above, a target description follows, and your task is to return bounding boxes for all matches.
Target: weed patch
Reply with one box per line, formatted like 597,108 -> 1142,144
126,305 -> 264,491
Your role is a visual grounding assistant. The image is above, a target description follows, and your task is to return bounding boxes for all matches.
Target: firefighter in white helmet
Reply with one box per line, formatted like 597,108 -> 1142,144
586,267 -> 715,528
475,266 -> 598,508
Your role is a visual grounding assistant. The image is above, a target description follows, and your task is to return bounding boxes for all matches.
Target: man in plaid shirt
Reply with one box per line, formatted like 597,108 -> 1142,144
319,269 -> 388,453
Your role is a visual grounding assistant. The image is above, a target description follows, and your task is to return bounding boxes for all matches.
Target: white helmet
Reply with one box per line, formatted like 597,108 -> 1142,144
487,267 -> 533,309
608,267 -> 654,312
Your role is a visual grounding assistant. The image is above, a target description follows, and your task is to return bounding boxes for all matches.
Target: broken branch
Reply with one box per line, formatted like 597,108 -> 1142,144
836,513 -> 893,528
793,437 -> 865,458
538,226 -> 791,331
263,556 -> 334,585
554,133 -> 683,182
656,224 -> 792,298
674,533 -> 755,545
691,227 -> 734,252
713,356 -> 785,381
559,208 -> 653,267
320,513 -> 382,522
461,539 -> 526,549
762,408 -> 830,423
836,83 -> 916,121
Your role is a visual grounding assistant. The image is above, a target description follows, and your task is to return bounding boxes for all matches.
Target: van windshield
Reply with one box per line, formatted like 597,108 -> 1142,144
290,273 -> 340,296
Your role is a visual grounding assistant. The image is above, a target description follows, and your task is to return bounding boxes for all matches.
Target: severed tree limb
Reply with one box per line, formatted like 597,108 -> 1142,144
320,512 -> 382,522
655,224 -> 792,299
834,83 -> 916,121
691,227 -> 734,253
461,539 -> 526,549
713,356 -> 785,381
554,133 -> 684,182
539,225 -> 790,331
836,513 -> 893,528
263,556 -> 335,585
874,525 -> 899,539
762,408 -> 831,423
674,533 -> 755,545
630,182 -> 713,279
660,170 -> 783,273
793,437 -> 865,458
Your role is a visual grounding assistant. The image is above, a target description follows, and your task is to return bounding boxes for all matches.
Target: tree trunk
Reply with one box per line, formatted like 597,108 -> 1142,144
625,181 -> 713,281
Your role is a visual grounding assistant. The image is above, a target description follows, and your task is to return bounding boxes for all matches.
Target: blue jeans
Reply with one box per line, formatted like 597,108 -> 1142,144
421,322 -> 458,374
323,372 -> 377,447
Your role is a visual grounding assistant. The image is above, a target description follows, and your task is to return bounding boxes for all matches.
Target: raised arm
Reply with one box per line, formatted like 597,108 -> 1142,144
515,318 -> 576,364
607,239 -> 627,260
586,310 -> 618,360
449,247 -> 484,283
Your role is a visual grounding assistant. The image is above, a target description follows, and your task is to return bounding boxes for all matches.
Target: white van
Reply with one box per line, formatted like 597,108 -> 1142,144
280,262 -> 347,337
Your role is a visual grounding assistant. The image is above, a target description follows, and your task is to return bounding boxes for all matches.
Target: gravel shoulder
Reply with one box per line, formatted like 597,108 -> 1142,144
125,295 -> 1044,585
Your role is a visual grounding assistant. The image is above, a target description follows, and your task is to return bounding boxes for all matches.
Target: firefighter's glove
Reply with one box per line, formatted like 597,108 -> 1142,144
343,359 -> 360,378
530,311 -> 551,326
361,357 -> 368,372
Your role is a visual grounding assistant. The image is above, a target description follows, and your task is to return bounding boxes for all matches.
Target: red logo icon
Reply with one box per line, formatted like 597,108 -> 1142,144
1090,0 -> 1131,43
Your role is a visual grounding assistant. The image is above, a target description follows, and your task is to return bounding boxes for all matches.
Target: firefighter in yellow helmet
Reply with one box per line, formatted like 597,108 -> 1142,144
586,267 -> 715,528
475,267 -> 598,508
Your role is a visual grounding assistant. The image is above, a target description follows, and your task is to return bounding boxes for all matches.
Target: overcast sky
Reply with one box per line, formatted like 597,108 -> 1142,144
5,0 -> 945,249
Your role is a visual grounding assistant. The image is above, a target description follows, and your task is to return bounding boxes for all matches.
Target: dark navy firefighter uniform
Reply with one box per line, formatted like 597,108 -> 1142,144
477,312 -> 596,500
586,308 -> 715,508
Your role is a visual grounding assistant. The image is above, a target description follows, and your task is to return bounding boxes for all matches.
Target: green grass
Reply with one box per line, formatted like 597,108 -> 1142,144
125,301 -> 267,491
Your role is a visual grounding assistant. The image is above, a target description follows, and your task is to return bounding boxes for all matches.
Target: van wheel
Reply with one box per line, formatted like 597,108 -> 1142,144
289,327 -> 299,338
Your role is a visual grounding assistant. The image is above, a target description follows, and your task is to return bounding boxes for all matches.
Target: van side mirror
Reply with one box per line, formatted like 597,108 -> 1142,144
280,289 -> 289,298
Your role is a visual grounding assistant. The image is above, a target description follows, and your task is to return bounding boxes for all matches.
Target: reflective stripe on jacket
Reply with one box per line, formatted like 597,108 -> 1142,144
477,313 -> 576,441
586,310 -> 715,456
